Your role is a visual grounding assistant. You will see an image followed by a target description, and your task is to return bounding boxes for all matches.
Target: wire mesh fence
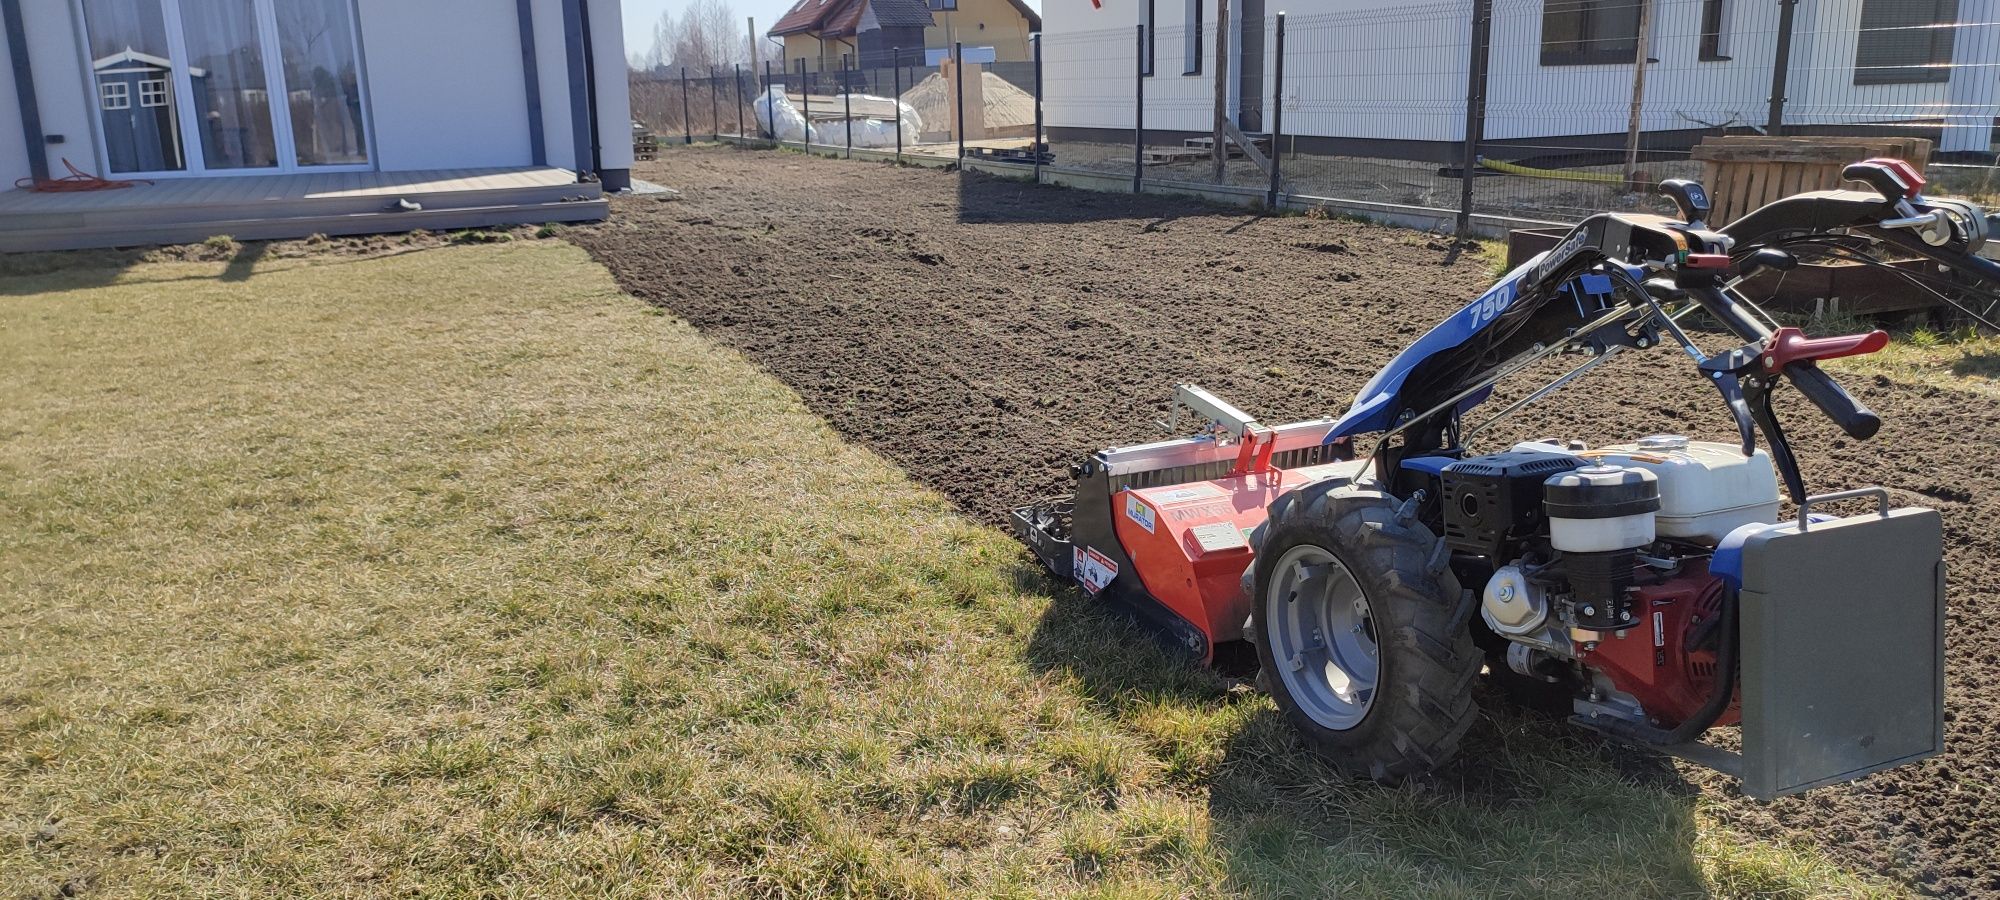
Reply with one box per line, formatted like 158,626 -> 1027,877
633,0 -> 2000,235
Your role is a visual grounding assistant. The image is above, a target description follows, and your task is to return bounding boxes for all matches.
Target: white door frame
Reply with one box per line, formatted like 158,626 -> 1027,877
73,0 -> 377,178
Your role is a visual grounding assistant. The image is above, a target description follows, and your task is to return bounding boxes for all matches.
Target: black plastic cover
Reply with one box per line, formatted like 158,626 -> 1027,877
1441,448 -> 1583,560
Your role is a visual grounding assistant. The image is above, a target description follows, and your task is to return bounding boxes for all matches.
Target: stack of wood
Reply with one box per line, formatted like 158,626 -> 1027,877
1692,135 -> 1932,224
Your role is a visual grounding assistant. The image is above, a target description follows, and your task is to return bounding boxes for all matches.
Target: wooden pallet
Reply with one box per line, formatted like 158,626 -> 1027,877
966,144 -> 1052,165
1142,146 -> 1211,166
1183,134 -> 1271,159
634,134 -> 659,161
1691,135 -> 1932,224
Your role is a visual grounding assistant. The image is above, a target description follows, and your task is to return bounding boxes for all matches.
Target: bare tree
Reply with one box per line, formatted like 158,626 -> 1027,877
637,0 -> 747,73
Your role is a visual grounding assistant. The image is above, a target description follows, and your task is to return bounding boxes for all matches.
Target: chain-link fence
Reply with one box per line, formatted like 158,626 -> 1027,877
634,0 -> 2000,235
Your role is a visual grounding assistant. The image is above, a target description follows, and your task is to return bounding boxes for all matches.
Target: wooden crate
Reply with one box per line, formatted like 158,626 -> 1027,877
1692,135 -> 1931,225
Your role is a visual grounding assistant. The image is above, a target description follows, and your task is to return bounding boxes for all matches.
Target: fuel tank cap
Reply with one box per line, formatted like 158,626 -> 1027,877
1635,434 -> 1690,452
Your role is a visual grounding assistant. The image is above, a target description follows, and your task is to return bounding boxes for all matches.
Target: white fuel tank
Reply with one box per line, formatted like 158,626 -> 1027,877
1586,435 -> 1780,544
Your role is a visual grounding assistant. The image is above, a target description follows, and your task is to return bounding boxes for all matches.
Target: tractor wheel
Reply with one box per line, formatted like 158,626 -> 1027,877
1250,486 -> 1481,782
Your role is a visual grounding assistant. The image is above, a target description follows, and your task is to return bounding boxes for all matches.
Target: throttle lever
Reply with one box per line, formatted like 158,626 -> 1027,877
1760,326 -> 1888,374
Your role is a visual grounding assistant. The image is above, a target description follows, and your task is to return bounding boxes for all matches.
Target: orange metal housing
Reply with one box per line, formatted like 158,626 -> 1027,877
1111,463 -> 1357,650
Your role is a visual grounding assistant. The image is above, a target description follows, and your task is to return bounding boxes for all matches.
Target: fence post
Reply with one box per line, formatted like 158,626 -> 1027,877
1266,13 -> 1286,210
734,63 -> 744,139
681,67 -> 692,145
1621,0 -> 1656,185
894,48 -> 903,163
710,67 -> 721,141
1033,33 -> 1044,185
1134,24 -> 1144,194
800,58 -> 811,152
1767,0 -> 1799,135
1455,0 -> 1492,237
763,60 -> 774,142
843,55 -> 853,158
954,41 -> 966,163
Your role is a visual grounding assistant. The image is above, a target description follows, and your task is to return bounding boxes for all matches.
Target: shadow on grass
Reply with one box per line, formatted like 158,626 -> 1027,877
0,239 -> 460,297
1952,350 -> 2000,379
1019,573 -> 1718,895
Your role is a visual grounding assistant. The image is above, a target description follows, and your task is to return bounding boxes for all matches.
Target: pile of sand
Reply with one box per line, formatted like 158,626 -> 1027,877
900,71 -> 1036,136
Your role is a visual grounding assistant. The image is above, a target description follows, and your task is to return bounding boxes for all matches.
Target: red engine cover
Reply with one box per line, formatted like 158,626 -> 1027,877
1580,560 -> 1739,728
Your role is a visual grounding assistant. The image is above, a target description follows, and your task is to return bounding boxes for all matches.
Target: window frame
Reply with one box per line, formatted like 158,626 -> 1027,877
99,80 -> 130,110
1538,0 -> 1645,67
1142,0 -> 1155,76
1698,0 -> 1730,61
1183,0 -> 1203,75
138,77 -> 169,107
1853,0 -> 1957,86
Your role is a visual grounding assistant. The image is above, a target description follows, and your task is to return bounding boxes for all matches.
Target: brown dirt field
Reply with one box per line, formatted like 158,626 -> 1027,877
571,146 -> 2000,897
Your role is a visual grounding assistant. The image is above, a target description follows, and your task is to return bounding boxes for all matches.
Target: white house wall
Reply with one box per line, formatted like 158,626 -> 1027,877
0,0 -> 630,186
589,0 -> 632,171
4,0 -> 97,185
0,16 -> 29,188
1046,0 -> 2000,148
360,0 -> 536,170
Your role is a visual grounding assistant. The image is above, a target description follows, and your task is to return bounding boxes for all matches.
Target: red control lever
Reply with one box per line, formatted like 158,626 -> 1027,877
1762,326 -> 1889,371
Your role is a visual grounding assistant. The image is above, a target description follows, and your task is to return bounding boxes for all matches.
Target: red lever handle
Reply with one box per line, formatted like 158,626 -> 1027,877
1762,326 -> 1889,370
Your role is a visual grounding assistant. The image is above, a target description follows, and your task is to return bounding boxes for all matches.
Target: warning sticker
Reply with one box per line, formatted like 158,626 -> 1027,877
1148,484 -> 1226,505
1073,545 -> 1119,595
1125,493 -> 1157,533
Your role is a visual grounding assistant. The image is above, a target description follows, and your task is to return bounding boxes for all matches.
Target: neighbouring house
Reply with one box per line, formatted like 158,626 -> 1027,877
0,0 -> 633,252
922,0 -> 1041,63
770,0 -> 1041,70
1041,0 -> 2000,162
772,0 -> 937,70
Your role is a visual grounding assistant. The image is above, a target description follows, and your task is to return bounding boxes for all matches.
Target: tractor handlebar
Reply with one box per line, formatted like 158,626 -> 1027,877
1679,281 -> 1883,440
1783,361 -> 1882,440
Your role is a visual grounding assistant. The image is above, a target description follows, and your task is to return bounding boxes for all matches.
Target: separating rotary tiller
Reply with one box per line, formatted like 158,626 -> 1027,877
1013,159 -> 1988,799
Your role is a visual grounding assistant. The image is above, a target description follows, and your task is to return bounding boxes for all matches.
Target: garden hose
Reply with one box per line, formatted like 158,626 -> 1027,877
1479,158 -> 1626,185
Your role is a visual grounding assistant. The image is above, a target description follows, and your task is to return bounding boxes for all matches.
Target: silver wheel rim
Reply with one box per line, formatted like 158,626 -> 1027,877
1266,543 -> 1378,730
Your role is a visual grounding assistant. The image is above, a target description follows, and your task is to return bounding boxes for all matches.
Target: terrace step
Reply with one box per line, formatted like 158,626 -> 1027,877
0,198 -> 609,253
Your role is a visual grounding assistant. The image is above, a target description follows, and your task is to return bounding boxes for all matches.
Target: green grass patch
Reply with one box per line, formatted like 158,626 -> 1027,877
0,241 -> 1901,896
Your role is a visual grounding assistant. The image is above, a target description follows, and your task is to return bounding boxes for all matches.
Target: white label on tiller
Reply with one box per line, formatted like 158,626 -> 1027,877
1188,522 -> 1248,554
1150,484 -> 1225,504
1125,494 -> 1157,533
1653,611 -> 1665,648
1073,545 -> 1119,595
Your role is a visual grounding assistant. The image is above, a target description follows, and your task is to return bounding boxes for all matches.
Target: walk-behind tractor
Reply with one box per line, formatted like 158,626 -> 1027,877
1013,160 -> 1999,799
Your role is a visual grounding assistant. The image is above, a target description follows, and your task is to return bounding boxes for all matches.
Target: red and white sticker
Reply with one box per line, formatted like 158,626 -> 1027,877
1073,545 -> 1119,595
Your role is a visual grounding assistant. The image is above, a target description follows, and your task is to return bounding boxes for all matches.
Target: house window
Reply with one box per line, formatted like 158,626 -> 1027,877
1142,0 -> 1155,76
1855,0 -> 1957,85
1698,0 -> 1729,60
929,0 -> 956,9
1183,0 -> 1203,75
139,78 -> 169,107
1539,0 -> 1643,66
99,81 -> 129,110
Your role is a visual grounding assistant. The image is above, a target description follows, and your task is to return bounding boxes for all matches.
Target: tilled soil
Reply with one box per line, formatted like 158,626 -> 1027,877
573,147 -> 2000,896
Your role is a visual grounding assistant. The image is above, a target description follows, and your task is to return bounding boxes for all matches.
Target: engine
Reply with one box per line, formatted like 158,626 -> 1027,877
1440,434 -> 1780,731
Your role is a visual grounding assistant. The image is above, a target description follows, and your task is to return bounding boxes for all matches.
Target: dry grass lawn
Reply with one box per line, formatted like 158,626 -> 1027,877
0,239 -> 1899,897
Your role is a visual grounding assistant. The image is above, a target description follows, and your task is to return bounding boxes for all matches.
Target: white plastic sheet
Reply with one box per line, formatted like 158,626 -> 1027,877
816,98 -> 923,149
752,87 -> 813,144
754,87 -> 922,149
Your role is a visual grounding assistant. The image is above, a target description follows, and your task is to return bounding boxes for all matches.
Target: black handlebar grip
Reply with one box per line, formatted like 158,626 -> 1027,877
1783,361 -> 1882,440
1842,162 -> 1908,203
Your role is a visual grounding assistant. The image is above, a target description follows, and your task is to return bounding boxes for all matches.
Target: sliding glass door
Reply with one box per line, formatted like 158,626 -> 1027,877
78,0 -> 370,175
275,0 -> 367,166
